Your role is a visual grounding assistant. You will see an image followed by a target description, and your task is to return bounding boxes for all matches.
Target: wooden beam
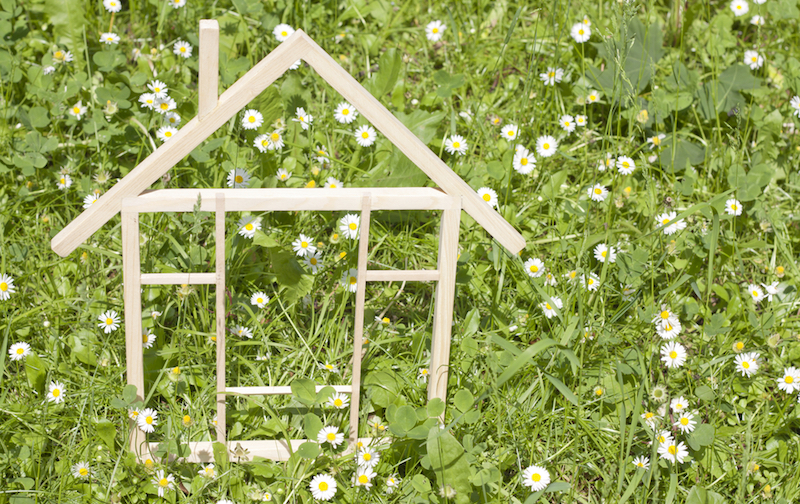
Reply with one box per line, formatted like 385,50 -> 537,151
198,19 -> 219,119
215,194 -> 226,444
348,194 -> 370,447
365,270 -> 439,282
143,438 -> 377,463
140,273 -> 216,285
225,385 -> 352,395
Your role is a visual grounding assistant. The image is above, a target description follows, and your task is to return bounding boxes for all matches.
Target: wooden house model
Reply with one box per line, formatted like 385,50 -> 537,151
50,20 -> 526,462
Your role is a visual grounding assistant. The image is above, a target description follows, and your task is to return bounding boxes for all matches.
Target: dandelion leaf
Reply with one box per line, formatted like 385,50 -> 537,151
427,429 -> 472,504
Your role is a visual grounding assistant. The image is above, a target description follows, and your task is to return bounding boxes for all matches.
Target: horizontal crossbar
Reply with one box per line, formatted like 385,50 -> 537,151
144,438 -> 375,463
140,273 -> 217,285
225,385 -> 352,395
365,270 -> 439,282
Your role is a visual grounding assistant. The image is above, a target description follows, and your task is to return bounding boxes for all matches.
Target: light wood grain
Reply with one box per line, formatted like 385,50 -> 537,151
121,209 -> 145,455
348,194 -> 370,447
140,272 -> 216,285
215,194 -> 226,444
143,438 -> 376,463
198,20 -> 219,119
225,385 -> 352,395
365,270 -> 439,282
122,187 -> 456,212
427,197 -> 462,416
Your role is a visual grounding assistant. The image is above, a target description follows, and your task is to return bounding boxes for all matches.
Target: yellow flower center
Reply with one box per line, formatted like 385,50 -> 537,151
159,478 -> 169,487
645,412 -> 654,419
281,31 -> 288,37
349,276 -> 357,285
164,131 -> 172,137
530,265 -> 538,272
532,473 -> 541,482
579,29 -> 584,34
521,158 -> 528,165
543,143 -> 550,149
668,446 -> 677,455
327,432 -> 336,441
106,318 -> 113,325
662,218 -> 671,225
595,388 -> 603,396
180,47 -> 186,53
16,348 -> 24,354
432,28 -> 439,34
60,178 -> 66,184
334,398 -> 343,407
107,36 -> 114,41
732,204 -> 738,210
359,474 -> 369,484
235,175 -> 243,183
257,297 -> 263,303
271,133 -> 280,141
752,57 -> 757,62
52,389 -> 60,397
248,116 -> 256,123
482,193 -> 491,201
545,303 -> 552,310
658,310 -> 670,318
382,317 -> 390,323
329,183 -> 337,188
342,109 -> 349,115
73,107 -> 80,114
507,130 -> 514,136
665,324 -> 672,331
753,290 -> 759,297
786,376 -> 794,384
301,241 -> 308,248
55,51 -> 63,58
245,223 -> 253,231
0,283 -> 7,291
680,418 -> 689,426
452,141 -> 460,148
79,467 -> 88,475
146,416 -> 153,424
588,279 -> 594,285
143,334 -> 149,343
622,162 -> 630,168
669,351 -> 677,359
594,188 -> 601,194
183,414 -> 191,424
319,482 -> 328,491
742,361 -> 750,369
310,258 -> 317,265
361,131 -> 369,139
349,222 -> 357,230
601,250 -> 607,257
548,72 -> 555,78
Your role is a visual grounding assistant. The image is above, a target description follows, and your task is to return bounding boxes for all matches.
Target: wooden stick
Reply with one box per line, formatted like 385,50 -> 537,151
215,194 -> 226,443
140,272 -> 216,285
198,20 -> 219,119
428,198 -> 462,418
365,270 -> 439,282
121,209 -> 145,455
226,385 -> 352,396
348,194 -> 371,447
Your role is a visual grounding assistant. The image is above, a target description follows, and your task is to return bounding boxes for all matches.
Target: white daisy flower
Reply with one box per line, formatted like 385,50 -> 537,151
145,80 -> 168,99
632,456 -> 650,470
320,362 -> 339,373
500,124 -> 519,141
198,464 -> 216,479
250,292 -> 269,308
748,284 -> 765,303
70,101 -> 87,120
670,396 -> 689,413
53,49 -> 73,64
735,352 -> 759,377
588,184 -> 608,202
71,461 -> 92,479
276,168 -> 292,182
238,216 -> 261,239
99,32 -> 120,45
341,269 -> 358,293
315,145 -> 330,163
655,211 -> 687,235
521,465 -> 550,491
152,470 -> 174,497
317,426 -> 344,448
98,310 -> 120,333
570,22 -> 591,43
444,135 -> 468,155
325,176 -> 342,189
730,0 -> 749,16
656,318 -> 682,340
273,24 -> 295,42
354,125 -> 377,147
559,114 -> 576,133
292,234 -> 316,257
138,93 -> 156,110
616,156 -> 636,175
597,153 -> 613,171
169,0 -> 186,8
155,125 -> 177,142
725,198 -> 743,216
353,467 -> 376,489
575,114 -> 587,127
539,67 -> 564,85
523,258 -> 545,278
674,411 -> 697,433
0,274 -> 15,301
641,411 -> 660,429
309,474 -> 337,501
241,109 -> 264,130
751,14 -> 765,25
536,135 -> 558,157
227,168 -> 250,188
540,296 -> 563,319
142,329 -> 156,349
327,392 -> 350,409
647,133 -> 666,149
137,408 -> 158,432
655,429 -> 674,445
83,193 -> 100,209
357,446 -> 380,468
385,474 -> 400,494
253,134 -> 270,153
791,96 -> 800,117
426,20 -> 446,41
777,367 -> 800,393
154,97 -> 176,114
762,281 -> 779,301
47,380 -> 65,403
339,214 -> 360,239
586,89 -> 600,104
544,271 -> 557,286
103,0 -> 122,12
292,107 -> 314,130
164,112 -> 180,126
418,368 -> 429,381
661,341 -> 687,368
513,147 -> 535,174
233,325 -> 254,339
8,341 -> 31,361
581,15 -> 592,26
477,187 -> 498,207
303,251 -> 322,273
583,273 -> 600,291
744,50 -> 763,70
593,243 -> 616,263
334,102 -> 358,124
173,40 -> 193,58
43,66 -> 55,75
658,441 -> 689,464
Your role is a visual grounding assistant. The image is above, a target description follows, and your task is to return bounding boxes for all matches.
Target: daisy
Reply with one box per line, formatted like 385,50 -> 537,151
593,243 -> 616,263
137,408 -> 158,432
43,66 -> 55,75
725,198 -> 743,216
71,461 -> 91,479
8,342 -> 31,361
233,325 -> 254,339
791,96 -> 800,117
152,470 -> 174,497
173,40 -> 193,58
341,269 -> 358,293
241,109 -> 264,130
309,474 -> 337,501
477,187 -> 498,207
513,147 -> 535,174
143,329 -> 156,349
340,214 -> 360,239
198,464 -> 216,479
293,107 -> 314,130
735,352 -> 760,377
386,474 -> 400,494
651,385 -> 668,403
744,50 -> 763,70
730,0 -> 749,16
523,258 -> 545,278
536,135 -> 558,157
250,292 -> 269,308
426,20 -> 446,42
305,251 -> 323,273
418,368 -> 429,381
238,216 -> 261,239
99,32 -> 120,45
353,467 -> 376,489
70,101 -> 87,120
570,22 -> 591,43
655,211 -> 687,235
647,133 -> 666,149
98,310 -> 120,333
292,234 -> 316,257
674,411 -> 697,433
661,341 -> 687,368
521,465 -> 550,491
658,441 -> 689,464
128,408 -> 140,421
632,456 -> 650,470
656,318 -> 682,340
762,281 -> 779,301
748,284 -> 765,303
640,411 -> 660,429
83,193 -> 100,208
317,426 -> 344,448
587,89 -> 600,104
597,153 -> 614,171
154,97 -> 176,114
165,112 -> 180,125
53,49 -> 73,64
751,15 -> 765,25
327,392 -> 350,409
357,446 -> 380,468
170,0 -> 186,8
583,273 -> 600,291
500,124 -> 519,141
273,24 -> 295,42
544,271 -> 557,286
559,114 -> 576,133
539,67 -> 564,86
147,80 -> 168,98
138,93 -> 156,109
444,135 -> 468,155
103,0 -> 122,12
48,380 -> 65,403
588,184 -> 608,202
276,168 -> 292,182
227,168 -> 250,188
0,274 -> 16,301
616,156 -> 636,175
655,429 -> 674,445
575,115 -> 587,127
334,102 -> 358,124
320,362 -> 339,373
155,125 -> 177,142
670,396 -> 689,412
354,125 -> 377,147
315,145 -> 330,163
777,367 -> 800,393
540,296 -> 563,319
325,177 -> 342,189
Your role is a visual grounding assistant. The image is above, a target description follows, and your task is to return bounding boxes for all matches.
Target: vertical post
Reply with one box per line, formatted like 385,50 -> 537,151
428,197 -> 461,414
121,206 -> 145,455
199,19 -> 220,119
215,194 -> 226,444
349,194 -> 371,447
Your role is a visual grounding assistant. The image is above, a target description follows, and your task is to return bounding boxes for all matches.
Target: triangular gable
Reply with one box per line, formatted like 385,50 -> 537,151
51,29 -> 525,257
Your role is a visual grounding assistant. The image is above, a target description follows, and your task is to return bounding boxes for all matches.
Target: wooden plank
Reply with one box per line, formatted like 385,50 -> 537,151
297,31 -> 525,255
140,273 -> 216,285
50,31 -> 312,258
427,197 -> 462,417
198,19 -> 219,119
144,438 -> 376,463
226,385 -> 352,395
348,194 -> 370,447
215,194 -> 226,444
121,209 -> 145,455
122,187 -> 456,213
365,270 -> 439,282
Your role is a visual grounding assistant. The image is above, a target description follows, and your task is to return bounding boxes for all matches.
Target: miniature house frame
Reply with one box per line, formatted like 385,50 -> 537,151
51,21 -> 526,462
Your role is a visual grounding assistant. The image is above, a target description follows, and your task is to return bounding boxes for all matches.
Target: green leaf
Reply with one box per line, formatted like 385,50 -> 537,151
427,429 -> 472,504
659,135 -> 706,174
686,485 -> 727,504
92,50 -> 126,72
696,65 -> 761,120
395,109 -> 446,144
427,398 -> 445,418
487,160 -> 506,181
695,385 -> 715,401
212,441 -> 229,470
122,384 -> 139,404
296,441 -> 319,459
366,48 -> 402,97
25,353 -> 46,395
371,146 -> 428,187
544,373 -> 579,406
303,413 -> 323,440
495,338 -> 558,389
433,69 -> 465,98
545,481 -> 571,493
454,389 -> 474,412
393,405 -> 417,431
291,378 -> 317,406
95,419 -> 116,453
253,230 -> 279,248
689,424 -> 715,447
28,106 -> 49,129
